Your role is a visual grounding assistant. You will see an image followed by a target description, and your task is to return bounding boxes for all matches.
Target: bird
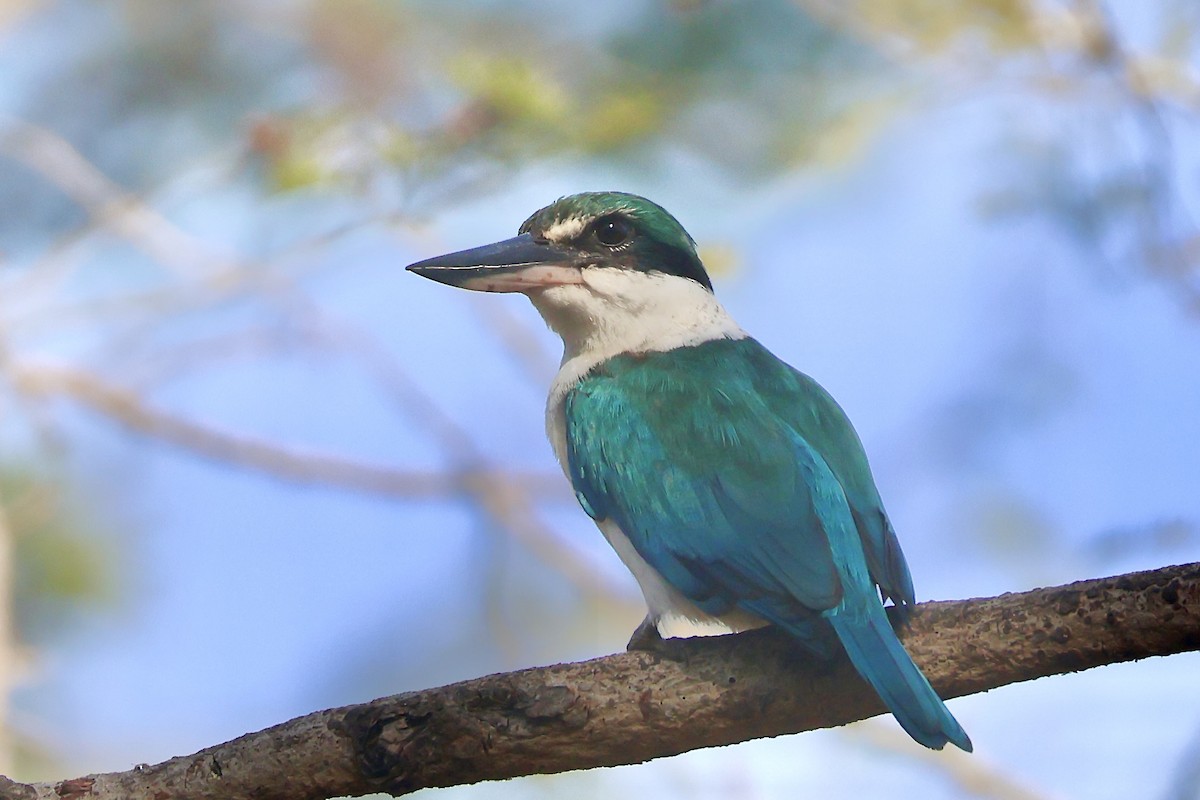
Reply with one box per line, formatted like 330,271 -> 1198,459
406,191 -> 971,752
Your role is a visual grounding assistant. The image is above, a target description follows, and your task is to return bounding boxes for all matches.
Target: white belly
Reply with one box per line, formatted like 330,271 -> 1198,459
596,517 -> 765,638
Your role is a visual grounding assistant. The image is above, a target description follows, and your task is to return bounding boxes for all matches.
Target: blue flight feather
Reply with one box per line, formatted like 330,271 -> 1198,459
564,337 -> 970,751
825,605 -> 972,750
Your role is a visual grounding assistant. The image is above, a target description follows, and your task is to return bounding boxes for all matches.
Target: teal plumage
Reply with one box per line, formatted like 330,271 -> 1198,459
406,190 -> 971,752
565,338 -> 970,751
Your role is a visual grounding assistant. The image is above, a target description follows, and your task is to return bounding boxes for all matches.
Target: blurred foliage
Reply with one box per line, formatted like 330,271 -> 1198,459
4,0 -> 900,216
4,0 -> 1196,294
847,0 -> 1038,51
1,467 -> 117,644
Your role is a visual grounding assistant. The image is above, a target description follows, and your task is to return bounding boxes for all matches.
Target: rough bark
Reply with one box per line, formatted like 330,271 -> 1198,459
3,562 -> 1197,800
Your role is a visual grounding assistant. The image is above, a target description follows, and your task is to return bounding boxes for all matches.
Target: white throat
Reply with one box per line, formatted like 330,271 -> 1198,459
530,267 -> 747,406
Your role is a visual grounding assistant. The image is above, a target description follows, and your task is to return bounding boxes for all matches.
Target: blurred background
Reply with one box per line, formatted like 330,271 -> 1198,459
0,0 -> 1198,797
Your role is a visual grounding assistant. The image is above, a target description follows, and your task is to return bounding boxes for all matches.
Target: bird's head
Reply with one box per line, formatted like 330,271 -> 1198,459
407,192 -> 734,359
406,191 -> 712,294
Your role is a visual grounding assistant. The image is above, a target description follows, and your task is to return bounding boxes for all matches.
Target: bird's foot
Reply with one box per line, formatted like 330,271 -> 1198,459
626,616 -> 665,652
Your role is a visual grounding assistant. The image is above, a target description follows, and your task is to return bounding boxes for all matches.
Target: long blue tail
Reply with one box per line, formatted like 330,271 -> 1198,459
825,605 -> 972,751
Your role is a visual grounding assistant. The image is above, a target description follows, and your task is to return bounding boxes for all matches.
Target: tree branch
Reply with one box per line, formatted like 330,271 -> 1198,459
4,562 -> 1197,800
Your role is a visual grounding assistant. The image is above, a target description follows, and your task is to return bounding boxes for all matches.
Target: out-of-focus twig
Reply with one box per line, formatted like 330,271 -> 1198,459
8,362 -> 634,604
849,720 -> 1054,800
0,0 -> 39,35
7,361 -> 561,502
0,120 -> 234,278
469,296 -> 558,388
1069,0 -> 1200,306
0,117 -> 633,609
800,1 -> 1200,311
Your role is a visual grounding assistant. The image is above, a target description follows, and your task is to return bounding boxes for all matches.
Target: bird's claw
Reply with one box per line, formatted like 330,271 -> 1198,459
626,616 -> 664,652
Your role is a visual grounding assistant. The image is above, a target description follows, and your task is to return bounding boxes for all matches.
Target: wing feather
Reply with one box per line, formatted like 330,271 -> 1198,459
565,349 -> 854,617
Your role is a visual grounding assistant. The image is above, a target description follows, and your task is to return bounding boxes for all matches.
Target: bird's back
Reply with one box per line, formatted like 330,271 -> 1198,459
558,337 -> 914,613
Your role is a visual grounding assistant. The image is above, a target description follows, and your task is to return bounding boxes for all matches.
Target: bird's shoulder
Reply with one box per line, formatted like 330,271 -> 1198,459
567,337 -> 850,431
564,337 -> 840,488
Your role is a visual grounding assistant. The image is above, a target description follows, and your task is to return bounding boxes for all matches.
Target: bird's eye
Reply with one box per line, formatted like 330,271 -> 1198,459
594,215 -> 633,247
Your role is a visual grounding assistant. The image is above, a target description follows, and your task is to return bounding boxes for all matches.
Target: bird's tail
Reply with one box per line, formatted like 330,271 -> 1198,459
825,605 -> 972,752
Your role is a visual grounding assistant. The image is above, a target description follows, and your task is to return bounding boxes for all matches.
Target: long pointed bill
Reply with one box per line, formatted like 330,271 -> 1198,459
405,233 -> 585,293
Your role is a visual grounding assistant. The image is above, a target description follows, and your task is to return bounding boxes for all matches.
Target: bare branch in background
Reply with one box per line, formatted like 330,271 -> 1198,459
469,297 -> 558,388
803,0 -> 1200,310
7,362 -> 634,604
0,562 -> 1194,800
849,722 -> 1050,800
0,120 -> 234,278
0,116 -> 632,609
8,363 -> 469,499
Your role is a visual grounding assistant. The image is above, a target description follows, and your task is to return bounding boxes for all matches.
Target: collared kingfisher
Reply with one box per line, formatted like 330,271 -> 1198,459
406,191 -> 971,751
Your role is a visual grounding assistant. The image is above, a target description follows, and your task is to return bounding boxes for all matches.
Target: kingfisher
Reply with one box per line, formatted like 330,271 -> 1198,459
406,191 -> 971,751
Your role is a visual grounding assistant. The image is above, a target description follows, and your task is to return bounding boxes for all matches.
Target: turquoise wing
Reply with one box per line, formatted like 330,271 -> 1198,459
745,344 -> 916,611
564,345 -> 866,623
